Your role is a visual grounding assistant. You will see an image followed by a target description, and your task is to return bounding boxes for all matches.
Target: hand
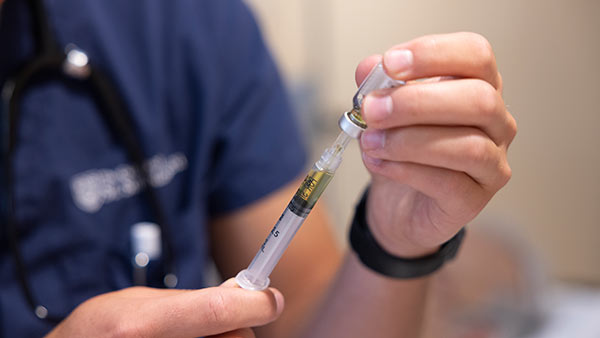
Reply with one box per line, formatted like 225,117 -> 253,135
357,32 -> 516,258
45,279 -> 284,338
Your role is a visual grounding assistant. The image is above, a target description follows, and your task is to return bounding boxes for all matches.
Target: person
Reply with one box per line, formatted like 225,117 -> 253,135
0,0 -> 516,337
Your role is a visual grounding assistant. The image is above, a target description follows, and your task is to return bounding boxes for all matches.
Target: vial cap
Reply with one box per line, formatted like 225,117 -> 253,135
338,111 -> 365,139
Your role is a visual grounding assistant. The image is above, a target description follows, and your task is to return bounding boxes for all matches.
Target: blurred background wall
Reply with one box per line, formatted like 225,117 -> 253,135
244,0 -> 600,284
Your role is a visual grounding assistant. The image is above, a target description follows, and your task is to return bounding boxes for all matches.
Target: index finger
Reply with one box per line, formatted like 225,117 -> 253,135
357,32 -> 500,89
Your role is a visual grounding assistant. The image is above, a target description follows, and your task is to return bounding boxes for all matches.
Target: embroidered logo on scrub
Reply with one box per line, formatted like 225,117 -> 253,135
69,152 -> 188,213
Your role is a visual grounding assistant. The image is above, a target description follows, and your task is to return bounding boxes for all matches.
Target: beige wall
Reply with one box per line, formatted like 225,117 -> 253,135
246,0 -> 600,283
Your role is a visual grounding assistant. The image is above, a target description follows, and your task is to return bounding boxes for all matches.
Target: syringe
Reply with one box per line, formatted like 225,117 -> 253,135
235,62 -> 404,290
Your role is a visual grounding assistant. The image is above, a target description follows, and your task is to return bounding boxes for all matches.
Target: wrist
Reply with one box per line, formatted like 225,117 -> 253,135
367,211 -> 440,258
365,192 -> 440,259
350,187 -> 466,279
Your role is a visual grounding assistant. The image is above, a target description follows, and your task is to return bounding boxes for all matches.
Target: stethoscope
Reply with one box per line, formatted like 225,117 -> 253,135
1,0 -> 178,323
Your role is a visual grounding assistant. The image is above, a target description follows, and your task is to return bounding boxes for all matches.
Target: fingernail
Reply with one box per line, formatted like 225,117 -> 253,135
383,49 -> 413,77
361,129 -> 385,151
364,95 -> 392,121
362,152 -> 382,166
272,289 -> 285,316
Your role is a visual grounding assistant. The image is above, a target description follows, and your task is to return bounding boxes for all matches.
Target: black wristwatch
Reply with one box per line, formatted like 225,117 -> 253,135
350,188 -> 466,279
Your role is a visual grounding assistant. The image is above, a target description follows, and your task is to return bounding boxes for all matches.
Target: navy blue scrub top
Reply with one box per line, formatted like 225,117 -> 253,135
0,0 -> 306,336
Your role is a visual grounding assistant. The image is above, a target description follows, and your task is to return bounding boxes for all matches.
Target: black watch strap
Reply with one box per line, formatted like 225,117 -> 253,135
350,188 -> 466,279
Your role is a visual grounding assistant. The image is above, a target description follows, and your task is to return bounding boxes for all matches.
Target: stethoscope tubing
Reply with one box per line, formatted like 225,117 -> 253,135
2,0 -> 178,322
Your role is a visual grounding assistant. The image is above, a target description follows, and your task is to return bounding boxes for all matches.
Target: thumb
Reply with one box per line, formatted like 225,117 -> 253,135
149,284 -> 284,337
219,277 -> 242,288
208,328 -> 256,338
355,54 -> 382,86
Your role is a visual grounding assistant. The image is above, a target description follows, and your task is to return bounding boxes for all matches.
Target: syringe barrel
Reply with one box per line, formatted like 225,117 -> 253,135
237,65 -> 388,290
236,164 -> 335,290
236,207 -> 306,290
352,62 -> 405,109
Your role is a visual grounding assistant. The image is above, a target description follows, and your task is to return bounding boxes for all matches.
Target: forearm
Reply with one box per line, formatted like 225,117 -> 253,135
301,251 -> 431,338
